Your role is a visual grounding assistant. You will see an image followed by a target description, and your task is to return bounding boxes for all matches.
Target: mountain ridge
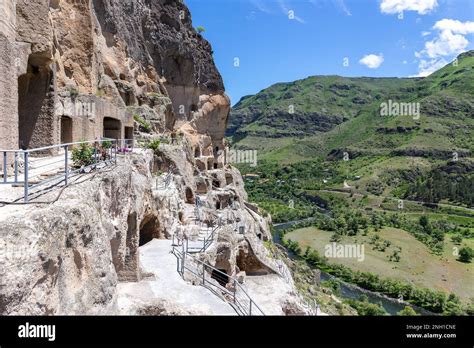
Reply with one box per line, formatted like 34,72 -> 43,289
228,50 -> 474,163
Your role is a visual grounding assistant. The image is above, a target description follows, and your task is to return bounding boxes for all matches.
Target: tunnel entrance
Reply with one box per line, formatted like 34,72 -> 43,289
61,116 -> 73,144
103,117 -> 121,139
211,269 -> 229,287
185,187 -> 194,204
125,126 -> 134,142
18,54 -> 54,149
139,215 -> 160,246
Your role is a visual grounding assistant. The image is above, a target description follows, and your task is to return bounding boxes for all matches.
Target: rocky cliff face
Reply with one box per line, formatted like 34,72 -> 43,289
0,0 -> 309,315
0,0 -> 229,152
0,144 -> 307,315
51,0 -> 228,139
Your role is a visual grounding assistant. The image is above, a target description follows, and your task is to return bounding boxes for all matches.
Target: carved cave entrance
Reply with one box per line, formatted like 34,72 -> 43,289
103,117 -> 121,139
61,116 -> 73,144
139,215 -> 160,247
18,54 -> 54,150
211,269 -> 229,287
125,126 -> 134,141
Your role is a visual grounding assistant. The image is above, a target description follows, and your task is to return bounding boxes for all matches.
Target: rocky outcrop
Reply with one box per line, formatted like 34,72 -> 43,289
0,0 -> 229,159
0,0 -> 308,316
0,142 -> 308,315
0,153 -> 156,314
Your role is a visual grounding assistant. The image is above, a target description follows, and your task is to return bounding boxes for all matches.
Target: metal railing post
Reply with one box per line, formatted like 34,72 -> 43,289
114,140 -> 117,163
2,152 -> 6,183
14,152 -> 18,183
250,300 -> 253,316
181,241 -> 185,274
24,152 -> 29,202
64,145 -> 69,185
233,279 -> 237,304
94,145 -> 98,168
202,263 -> 205,285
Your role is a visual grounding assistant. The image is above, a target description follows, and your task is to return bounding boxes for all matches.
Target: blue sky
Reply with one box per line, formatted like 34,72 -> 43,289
185,0 -> 474,105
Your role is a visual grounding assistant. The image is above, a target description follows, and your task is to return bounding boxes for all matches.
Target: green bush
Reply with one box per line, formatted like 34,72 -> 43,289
451,234 -> 463,245
196,26 -> 205,34
397,306 -> 418,316
72,143 -> 94,168
146,139 -> 161,153
346,298 -> 387,316
133,115 -> 151,133
102,140 -> 112,149
69,87 -> 79,100
458,246 -> 473,263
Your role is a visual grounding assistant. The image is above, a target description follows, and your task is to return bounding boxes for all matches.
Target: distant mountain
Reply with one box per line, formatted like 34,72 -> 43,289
228,51 -> 474,163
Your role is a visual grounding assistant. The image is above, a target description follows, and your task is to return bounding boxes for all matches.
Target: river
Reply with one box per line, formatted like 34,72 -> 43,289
273,219 -> 433,316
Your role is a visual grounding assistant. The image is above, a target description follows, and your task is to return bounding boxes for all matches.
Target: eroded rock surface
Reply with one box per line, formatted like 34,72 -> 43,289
0,0 -> 310,316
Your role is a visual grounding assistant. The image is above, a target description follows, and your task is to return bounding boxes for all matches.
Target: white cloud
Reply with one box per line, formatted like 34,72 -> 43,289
335,0 -> 352,16
279,0 -> 306,23
250,0 -> 274,14
412,58 -> 448,77
359,54 -> 384,69
417,19 -> 474,59
433,18 -> 474,35
414,19 -> 474,76
421,31 -> 431,37
308,0 -> 351,16
380,0 -> 438,15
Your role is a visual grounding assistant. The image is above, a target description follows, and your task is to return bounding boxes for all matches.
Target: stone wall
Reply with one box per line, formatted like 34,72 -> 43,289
0,0 -> 18,158
0,0 -> 230,167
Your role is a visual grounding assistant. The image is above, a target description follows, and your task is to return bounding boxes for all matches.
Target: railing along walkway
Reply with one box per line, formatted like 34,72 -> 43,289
172,241 -> 265,316
0,139 -> 134,203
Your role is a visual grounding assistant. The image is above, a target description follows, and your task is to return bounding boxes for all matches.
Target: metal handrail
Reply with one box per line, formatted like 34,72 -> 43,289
173,242 -> 265,316
1,138 -> 136,202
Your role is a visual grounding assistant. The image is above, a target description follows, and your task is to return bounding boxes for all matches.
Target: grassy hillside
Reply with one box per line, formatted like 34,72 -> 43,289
228,51 -> 474,163
284,226 -> 474,301
232,51 -> 474,312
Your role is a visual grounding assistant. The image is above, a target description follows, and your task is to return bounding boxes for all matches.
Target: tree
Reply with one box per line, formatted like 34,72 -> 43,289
451,234 -> 463,245
397,306 -> 418,316
196,26 -> 205,34
458,247 -> 474,263
419,215 -> 429,228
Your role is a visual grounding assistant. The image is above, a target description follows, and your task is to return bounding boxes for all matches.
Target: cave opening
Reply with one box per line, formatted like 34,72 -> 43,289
211,269 -> 229,287
139,215 -> 160,247
236,248 -> 269,276
194,147 -> 200,158
207,158 -> 214,170
125,126 -> 134,142
18,54 -> 54,150
185,187 -> 194,204
61,116 -> 73,144
103,117 -> 122,139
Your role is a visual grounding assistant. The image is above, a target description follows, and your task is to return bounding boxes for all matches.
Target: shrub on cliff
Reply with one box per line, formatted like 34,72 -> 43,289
146,139 -> 161,153
196,26 -> 205,34
72,143 -> 94,168
133,115 -> 151,133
